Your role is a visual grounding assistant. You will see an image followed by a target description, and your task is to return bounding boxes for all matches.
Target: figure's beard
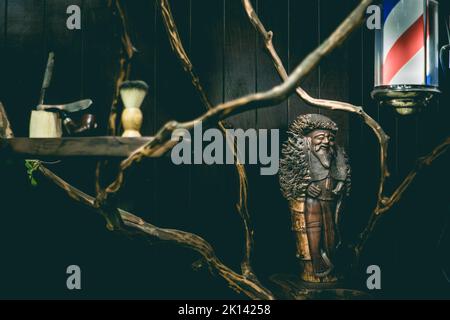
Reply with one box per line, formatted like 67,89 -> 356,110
312,144 -> 335,169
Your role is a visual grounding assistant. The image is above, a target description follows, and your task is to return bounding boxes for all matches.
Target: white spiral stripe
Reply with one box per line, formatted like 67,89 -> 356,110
389,47 -> 425,85
383,0 -> 424,62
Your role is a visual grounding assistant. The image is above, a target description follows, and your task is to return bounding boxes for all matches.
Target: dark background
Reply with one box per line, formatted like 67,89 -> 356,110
0,0 -> 449,299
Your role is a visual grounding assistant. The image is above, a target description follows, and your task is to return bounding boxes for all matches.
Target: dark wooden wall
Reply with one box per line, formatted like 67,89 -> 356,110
0,0 -> 449,299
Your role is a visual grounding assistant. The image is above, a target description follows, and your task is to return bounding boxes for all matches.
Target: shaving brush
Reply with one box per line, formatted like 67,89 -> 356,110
120,80 -> 149,137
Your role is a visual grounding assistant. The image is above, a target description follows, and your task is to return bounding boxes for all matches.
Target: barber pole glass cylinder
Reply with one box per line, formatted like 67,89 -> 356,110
372,0 -> 440,115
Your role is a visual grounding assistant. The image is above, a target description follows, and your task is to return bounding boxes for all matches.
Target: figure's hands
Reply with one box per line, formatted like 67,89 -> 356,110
307,184 -> 322,198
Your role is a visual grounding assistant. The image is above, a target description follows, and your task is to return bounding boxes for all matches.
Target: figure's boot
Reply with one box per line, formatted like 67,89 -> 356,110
306,221 -> 333,277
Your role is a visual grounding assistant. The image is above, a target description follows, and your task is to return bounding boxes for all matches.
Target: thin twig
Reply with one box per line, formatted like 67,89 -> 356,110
355,137 -> 450,254
107,0 -> 136,137
160,0 -> 213,110
96,0 -> 138,196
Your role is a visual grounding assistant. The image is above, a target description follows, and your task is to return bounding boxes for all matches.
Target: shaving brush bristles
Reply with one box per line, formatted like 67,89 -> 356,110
120,80 -> 149,109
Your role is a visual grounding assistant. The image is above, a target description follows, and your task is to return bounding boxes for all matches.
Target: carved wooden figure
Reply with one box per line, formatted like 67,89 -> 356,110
279,114 -> 351,283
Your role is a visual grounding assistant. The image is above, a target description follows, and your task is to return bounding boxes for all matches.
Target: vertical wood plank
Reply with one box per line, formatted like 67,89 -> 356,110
1,0 -> 75,295
155,0 -> 197,127
125,0 -> 156,137
4,0 -> 46,136
375,69 -> 399,294
0,0 -> 4,41
121,0 -> 157,219
190,0 -> 235,238
349,3 -> 380,231
318,0 -> 351,148
45,0 -> 83,104
83,0 -> 117,134
255,0 -> 288,130
152,1 -> 196,298
154,0 -> 192,223
224,0 -> 256,129
405,1 -> 450,293
288,0 -> 318,122
44,0 -> 93,199
397,116 -> 419,178
358,5 -> 399,291
373,5 -> 397,280
189,0 -> 244,298
0,0 -> 6,100
394,112 -> 423,290
191,0 -> 224,108
252,0 -> 297,280
347,7 -> 370,246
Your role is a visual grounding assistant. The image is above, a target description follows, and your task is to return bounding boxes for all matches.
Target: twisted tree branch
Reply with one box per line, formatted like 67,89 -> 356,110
0,99 -> 271,299
96,0 -> 374,208
37,163 -> 274,300
95,0 -> 138,224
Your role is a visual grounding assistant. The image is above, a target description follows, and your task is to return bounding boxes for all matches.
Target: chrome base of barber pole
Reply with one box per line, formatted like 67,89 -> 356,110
371,85 -> 441,115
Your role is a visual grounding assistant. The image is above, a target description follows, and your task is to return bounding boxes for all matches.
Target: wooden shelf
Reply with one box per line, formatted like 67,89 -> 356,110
1,137 -> 154,158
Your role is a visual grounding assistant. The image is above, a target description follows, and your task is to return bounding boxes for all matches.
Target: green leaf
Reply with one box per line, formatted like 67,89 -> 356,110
25,160 -> 40,187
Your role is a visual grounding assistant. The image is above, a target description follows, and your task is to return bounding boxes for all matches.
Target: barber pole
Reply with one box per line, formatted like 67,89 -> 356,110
372,0 -> 440,115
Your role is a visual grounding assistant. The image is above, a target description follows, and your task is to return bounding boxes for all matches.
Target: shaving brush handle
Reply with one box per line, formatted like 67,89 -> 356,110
122,107 -> 143,137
